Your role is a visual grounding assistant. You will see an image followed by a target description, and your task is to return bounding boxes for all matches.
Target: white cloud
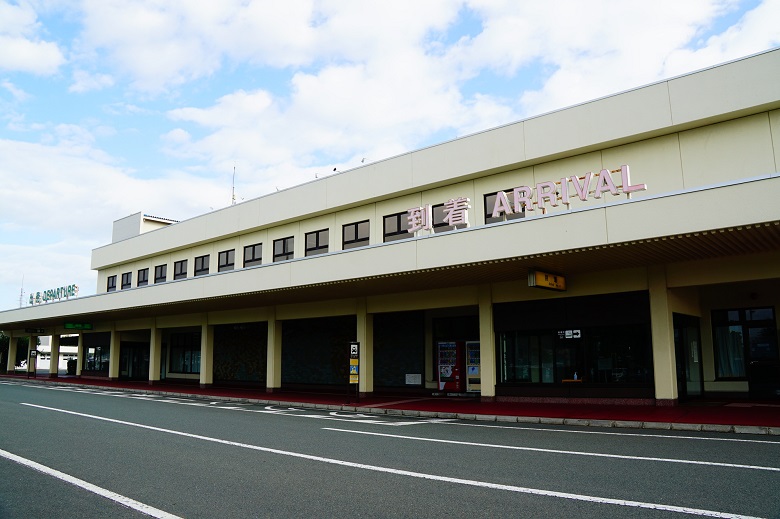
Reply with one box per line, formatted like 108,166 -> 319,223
0,1 -> 66,74
1,79 -> 30,101
69,69 -> 114,93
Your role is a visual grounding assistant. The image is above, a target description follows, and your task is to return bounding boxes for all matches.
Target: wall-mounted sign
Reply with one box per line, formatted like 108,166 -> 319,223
29,284 -> 79,305
492,165 -> 646,218
407,197 -> 471,233
349,341 -> 360,385
24,328 -> 45,334
528,269 -> 566,291
64,322 -> 93,331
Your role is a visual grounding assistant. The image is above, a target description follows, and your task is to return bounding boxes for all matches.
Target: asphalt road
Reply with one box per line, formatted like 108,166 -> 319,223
1,380 -> 779,519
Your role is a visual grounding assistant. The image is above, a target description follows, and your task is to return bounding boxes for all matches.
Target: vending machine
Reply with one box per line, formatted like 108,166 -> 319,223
437,341 -> 464,392
465,341 -> 481,393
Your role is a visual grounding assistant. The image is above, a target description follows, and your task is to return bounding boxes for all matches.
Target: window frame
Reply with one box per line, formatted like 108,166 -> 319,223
243,243 -> 262,268
342,220 -> 370,250
484,189 -> 526,225
120,272 -> 132,290
173,259 -> 188,280
305,229 -> 329,257
273,237 -> 294,262
194,255 -> 210,277
137,268 -> 149,287
154,264 -> 167,284
106,275 -> 117,292
712,307 -> 778,380
218,249 -> 235,272
383,212 -> 411,243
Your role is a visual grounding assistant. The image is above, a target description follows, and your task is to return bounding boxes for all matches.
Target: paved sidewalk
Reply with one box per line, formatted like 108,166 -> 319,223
2,375 -> 779,435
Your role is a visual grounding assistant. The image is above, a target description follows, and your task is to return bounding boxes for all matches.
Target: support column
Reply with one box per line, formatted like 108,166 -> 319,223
478,284 -> 496,401
266,309 -> 282,392
49,335 -> 60,378
356,298 -> 374,396
108,330 -> 120,380
200,323 -> 214,388
649,265 -> 678,405
75,333 -> 83,376
148,325 -> 162,385
5,333 -> 16,374
27,335 -> 36,376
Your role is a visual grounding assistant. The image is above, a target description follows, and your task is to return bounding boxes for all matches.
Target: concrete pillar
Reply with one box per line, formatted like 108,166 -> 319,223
648,265 -> 678,405
199,323 -> 214,388
49,335 -> 60,378
76,333 -> 83,376
266,309 -> 282,392
356,298 -> 374,395
148,325 -> 162,385
108,330 -> 120,380
478,285 -> 496,400
5,333 -> 16,374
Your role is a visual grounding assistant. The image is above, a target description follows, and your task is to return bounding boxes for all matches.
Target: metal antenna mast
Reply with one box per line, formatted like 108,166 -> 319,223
231,165 -> 236,206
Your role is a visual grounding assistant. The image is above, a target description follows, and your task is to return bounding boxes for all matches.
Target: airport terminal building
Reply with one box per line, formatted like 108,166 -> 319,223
2,50 -> 779,405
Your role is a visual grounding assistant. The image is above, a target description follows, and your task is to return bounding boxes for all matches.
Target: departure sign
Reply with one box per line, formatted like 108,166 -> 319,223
528,269 -> 566,291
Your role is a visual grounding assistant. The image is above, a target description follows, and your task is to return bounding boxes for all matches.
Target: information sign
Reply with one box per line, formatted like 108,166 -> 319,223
528,269 -> 566,291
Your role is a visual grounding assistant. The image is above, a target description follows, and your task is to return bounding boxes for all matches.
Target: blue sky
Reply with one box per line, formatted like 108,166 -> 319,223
0,0 -> 779,311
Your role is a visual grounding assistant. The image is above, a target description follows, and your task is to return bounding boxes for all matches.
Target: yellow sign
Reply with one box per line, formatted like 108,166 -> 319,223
350,374 -> 359,384
350,358 -> 359,365
528,269 -> 566,291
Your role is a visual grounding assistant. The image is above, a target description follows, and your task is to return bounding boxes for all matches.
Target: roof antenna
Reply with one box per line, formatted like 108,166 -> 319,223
19,274 -> 25,307
231,163 -> 236,206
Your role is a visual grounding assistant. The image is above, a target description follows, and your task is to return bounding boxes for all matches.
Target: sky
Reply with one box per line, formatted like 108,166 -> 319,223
0,0 -> 779,312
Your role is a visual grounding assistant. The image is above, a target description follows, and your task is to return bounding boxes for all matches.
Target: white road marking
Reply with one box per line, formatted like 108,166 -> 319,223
0,447 -> 182,519
18,403 -> 765,519
322,428 -> 780,472
442,421 -> 780,445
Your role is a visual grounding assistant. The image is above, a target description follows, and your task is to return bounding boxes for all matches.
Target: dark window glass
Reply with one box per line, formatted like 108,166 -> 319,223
154,264 -> 167,283
273,237 -> 294,262
173,260 -> 187,280
169,332 -> 201,374
484,189 -> 526,224
343,220 -> 370,250
432,204 -> 454,233
305,229 -> 329,256
194,255 -> 209,276
106,275 -> 117,292
243,243 -> 262,267
120,272 -> 132,290
218,249 -> 235,272
383,212 -> 411,242
137,268 -> 149,287
713,307 -> 778,379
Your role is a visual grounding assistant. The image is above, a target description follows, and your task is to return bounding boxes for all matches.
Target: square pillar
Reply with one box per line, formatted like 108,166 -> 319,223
266,310 -> 282,392
478,284 -> 496,400
49,335 -> 60,378
356,298 -> 374,395
649,265 -> 678,405
5,333 -> 16,374
76,333 -> 83,376
148,325 -> 162,385
108,330 -> 120,380
200,324 -> 214,388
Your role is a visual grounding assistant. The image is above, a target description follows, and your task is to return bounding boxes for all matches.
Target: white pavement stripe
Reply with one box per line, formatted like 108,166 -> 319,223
322,428 -> 780,472
19,403 -> 764,519
0,448 -> 182,519
444,421 -> 780,445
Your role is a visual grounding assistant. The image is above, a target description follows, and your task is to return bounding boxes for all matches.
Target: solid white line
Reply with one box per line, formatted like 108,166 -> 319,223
442,421 -> 780,445
0,448 -> 181,519
19,403 -> 764,519
322,428 -> 780,472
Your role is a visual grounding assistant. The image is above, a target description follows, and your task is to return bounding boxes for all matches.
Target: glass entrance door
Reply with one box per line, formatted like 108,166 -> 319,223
673,314 -> 703,401
119,342 -> 150,380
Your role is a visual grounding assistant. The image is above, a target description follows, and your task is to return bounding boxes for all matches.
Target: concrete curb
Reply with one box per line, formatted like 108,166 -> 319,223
4,378 -> 779,436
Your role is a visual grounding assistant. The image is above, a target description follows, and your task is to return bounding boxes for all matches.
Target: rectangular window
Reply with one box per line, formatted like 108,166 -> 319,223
484,190 -> 526,224
120,272 -> 132,290
218,249 -> 235,272
305,229 -> 329,256
169,332 -> 201,374
243,243 -> 262,267
194,255 -> 209,276
106,275 -> 117,292
154,264 -> 167,284
383,212 -> 411,242
342,220 -> 370,250
173,259 -> 187,280
273,237 -> 294,262
712,307 -> 778,379
137,268 -> 149,287
432,204 -> 454,233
